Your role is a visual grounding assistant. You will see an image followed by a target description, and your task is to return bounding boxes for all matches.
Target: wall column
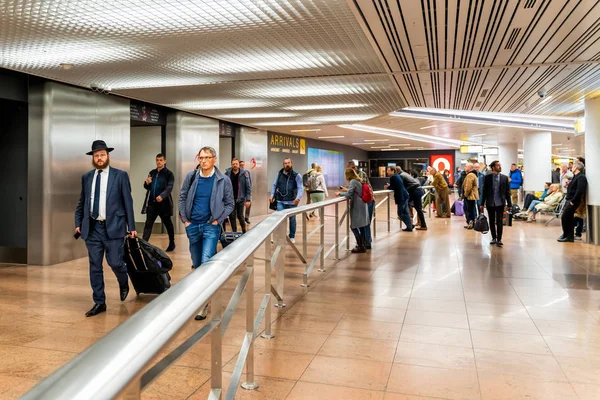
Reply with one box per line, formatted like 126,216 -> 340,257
522,131 -> 552,192
585,97 -> 600,245
497,143 -> 518,175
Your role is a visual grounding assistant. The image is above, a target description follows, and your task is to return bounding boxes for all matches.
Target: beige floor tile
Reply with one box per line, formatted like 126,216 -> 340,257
471,330 -> 551,355
332,317 -> 403,340
407,298 -> 467,314
572,382 -> 600,400
0,345 -> 75,379
468,315 -> 539,335
300,355 -> 392,391
22,327 -> 107,353
142,366 -> 210,400
350,307 -> 407,324
466,302 -> 530,319
543,336 -> 600,359
352,296 -> 410,310
253,329 -> 328,355
404,310 -> 469,329
286,381 -> 384,400
475,349 -> 567,380
272,313 -> 339,335
188,372 -> 295,400
410,289 -> 464,301
223,349 -> 313,380
0,374 -> 38,398
400,325 -> 472,348
394,341 -> 476,370
478,371 -> 579,400
526,306 -> 597,323
318,335 -> 397,362
555,356 -> 600,384
383,393 -> 442,400
534,319 -> 600,340
386,364 -> 480,400
463,291 -> 522,305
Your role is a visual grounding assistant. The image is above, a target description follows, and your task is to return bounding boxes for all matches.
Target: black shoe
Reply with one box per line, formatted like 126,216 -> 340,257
490,239 -> 497,245
402,228 -> 413,232
351,247 -> 367,253
245,218 -> 251,224
575,235 -> 582,241
120,284 -> 129,301
166,242 -> 176,252
85,303 -> 106,317
557,237 -> 574,243
496,241 -> 503,247
365,244 -> 372,250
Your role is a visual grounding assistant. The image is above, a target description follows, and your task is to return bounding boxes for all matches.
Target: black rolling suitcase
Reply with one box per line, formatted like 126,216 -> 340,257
124,237 -> 172,295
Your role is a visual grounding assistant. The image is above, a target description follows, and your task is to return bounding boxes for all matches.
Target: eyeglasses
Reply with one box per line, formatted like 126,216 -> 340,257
198,156 -> 215,161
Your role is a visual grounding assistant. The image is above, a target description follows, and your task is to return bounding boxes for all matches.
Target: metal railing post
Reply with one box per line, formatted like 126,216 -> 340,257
211,289 -> 223,400
334,202 -> 340,260
387,191 -> 391,232
345,200 -> 350,251
302,212 -> 307,261
318,206 -> 325,272
241,257 -> 258,390
373,197 -> 377,239
261,242 -> 274,339
275,223 -> 286,308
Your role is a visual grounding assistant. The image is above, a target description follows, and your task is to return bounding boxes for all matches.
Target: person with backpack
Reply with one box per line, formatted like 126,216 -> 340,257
302,163 -> 317,208
385,166 -> 413,232
397,167 -> 428,230
308,165 -> 328,219
345,161 -> 375,249
270,158 -> 304,243
462,163 -> 479,230
337,168 -> 370,253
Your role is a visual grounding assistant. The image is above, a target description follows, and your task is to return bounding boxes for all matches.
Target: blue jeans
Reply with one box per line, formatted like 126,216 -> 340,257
186,222 -> 221,268
529,200 -> 542,213
397,200 -> 413,230
363,200 -> 374,246
277,202 -> 297,238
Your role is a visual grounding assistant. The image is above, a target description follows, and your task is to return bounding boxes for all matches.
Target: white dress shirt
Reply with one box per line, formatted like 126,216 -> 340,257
90,166 -> 110,220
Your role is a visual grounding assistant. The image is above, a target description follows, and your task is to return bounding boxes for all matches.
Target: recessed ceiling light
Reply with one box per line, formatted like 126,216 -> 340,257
539,95 -> 553,104
471,133 -> 487,137
419,125 -> 437,130
59,63 -> 74,70
318,136 -> 345,139
371,145 -> 391,149
388,143 -> 410,146
254,121 -> 320,126
170,100 -> 271,110
285,104 -> 368,110
219,112 -> 298,119
552,143 -> 563,146
381,148 -> 400,151
291,128 -> 321,133
364,139 -> 389,142
312,114 -> 378,122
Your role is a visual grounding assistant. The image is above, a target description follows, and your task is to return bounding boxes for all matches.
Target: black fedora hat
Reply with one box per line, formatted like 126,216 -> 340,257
86,140 -> 114,155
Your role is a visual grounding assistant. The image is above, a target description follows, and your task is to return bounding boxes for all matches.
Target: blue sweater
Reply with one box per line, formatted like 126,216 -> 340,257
191,174 -> 215,224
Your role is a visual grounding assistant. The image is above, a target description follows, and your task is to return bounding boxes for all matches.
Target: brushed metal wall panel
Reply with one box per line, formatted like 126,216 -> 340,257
238,128 -> 268,217
28,82 -> 130,265
166,111 -> 219,233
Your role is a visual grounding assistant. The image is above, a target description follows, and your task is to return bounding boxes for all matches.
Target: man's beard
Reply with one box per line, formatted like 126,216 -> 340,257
93,158 -> 110,169
284,166 -> 292,172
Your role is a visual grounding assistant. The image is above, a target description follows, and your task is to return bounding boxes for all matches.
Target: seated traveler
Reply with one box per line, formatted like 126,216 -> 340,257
526,184 -> 563,222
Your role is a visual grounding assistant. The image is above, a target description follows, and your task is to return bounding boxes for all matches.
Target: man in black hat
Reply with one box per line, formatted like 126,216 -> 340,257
74,140 -> 136,317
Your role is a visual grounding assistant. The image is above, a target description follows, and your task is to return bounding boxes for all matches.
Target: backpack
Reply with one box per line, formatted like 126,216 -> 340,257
308,174 -> 319,191
361,183 -> 373,203
511,204 -> 521,215
302,171 -> 312,187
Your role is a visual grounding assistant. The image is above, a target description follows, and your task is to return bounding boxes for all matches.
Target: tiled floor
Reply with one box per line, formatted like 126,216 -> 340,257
1,206 -> 600,399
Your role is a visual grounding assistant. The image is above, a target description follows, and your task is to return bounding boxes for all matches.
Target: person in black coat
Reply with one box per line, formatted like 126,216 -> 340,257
75,140 -> 136,317
558,160 -> 587,242
142,153 -> 175,251
385,166 -> 413,231
480,160 -> 512,247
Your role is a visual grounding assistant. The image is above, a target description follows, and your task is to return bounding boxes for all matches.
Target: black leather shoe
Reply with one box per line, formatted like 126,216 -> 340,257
557,237 -> 574,243
490,239 -> 497,245
85,303 -> 106,317
496,241 -> 504,247
166,242 -> 176,252
120,284 -> 130,301
402,228 -> 413,232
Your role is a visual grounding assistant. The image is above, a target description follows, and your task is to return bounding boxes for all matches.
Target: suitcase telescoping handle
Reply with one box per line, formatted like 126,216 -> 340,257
125,235 -> 149,272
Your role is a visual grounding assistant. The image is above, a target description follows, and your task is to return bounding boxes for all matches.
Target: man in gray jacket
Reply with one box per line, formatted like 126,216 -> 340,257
179,146 -> 234,320
225,158 -> 252,233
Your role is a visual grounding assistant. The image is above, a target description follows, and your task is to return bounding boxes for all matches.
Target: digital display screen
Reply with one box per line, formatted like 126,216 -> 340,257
307,148 -> 345,187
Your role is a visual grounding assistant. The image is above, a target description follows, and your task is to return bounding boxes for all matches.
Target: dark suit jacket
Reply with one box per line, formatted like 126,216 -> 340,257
388,173 -> 409,204
142,167 -> 175,215
75,167 -> 136,241
481,173 -> 512,208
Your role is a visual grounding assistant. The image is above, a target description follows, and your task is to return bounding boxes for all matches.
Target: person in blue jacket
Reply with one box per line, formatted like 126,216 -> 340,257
508,163 -> 523,206
384,166 -> 413,232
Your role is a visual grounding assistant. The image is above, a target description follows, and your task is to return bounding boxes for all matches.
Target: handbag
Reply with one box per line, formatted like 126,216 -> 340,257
269,198 -> 278,211
474,214 -> 489,234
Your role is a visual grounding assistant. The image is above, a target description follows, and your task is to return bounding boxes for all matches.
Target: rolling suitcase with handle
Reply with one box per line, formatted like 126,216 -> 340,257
124,237 -> 171,296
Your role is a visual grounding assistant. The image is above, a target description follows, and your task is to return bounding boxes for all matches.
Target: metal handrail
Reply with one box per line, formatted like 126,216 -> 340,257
22,190 -> 393,400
